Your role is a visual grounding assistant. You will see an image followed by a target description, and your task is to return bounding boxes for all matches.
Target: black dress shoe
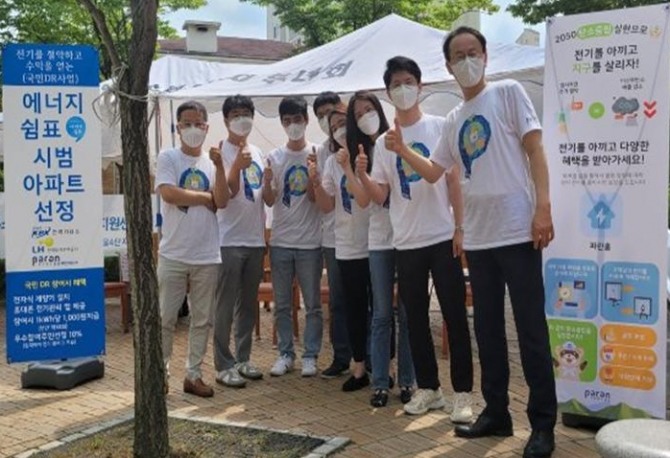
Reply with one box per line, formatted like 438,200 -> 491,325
342,373 -> 370,392
523,430 -> 555,458
370,389 -> 389,407
400,386 -> 413,404
454,414 -> 513,438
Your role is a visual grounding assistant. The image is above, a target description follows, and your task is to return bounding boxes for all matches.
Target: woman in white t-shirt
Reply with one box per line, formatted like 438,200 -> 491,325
349,92 -> 415,408
311,105 -> 372,393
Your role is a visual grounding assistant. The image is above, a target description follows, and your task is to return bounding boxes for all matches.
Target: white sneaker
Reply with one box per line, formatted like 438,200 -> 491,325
450,392 -> 473,423
215,368 -> 247,388
404,388 -> 447,415
270,355 -> 294,377
301,357 -> 318,377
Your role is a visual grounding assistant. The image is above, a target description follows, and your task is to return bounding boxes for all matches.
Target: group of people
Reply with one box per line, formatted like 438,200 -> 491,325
155,26 -> 558,458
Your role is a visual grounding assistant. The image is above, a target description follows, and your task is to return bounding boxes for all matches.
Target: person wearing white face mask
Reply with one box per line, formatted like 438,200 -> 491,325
311,92 -> 353,379
358,56 -> 474,420
348,90 -> 416,408
212,95 -> 267,389
395,27 -> 557,458
155,100 -> 230,398
263,95 -> 324,379
311,105 -> 373,394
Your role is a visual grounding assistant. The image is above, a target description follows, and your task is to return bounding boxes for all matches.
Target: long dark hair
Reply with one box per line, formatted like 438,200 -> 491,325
327,108 -> 348,153
346,91 -> 389,173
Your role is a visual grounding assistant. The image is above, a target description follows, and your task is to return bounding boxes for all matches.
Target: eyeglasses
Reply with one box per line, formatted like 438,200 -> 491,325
179,122 -> 207,129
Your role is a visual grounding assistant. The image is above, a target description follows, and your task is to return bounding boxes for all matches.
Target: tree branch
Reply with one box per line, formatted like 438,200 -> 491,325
77,0 -> 122,71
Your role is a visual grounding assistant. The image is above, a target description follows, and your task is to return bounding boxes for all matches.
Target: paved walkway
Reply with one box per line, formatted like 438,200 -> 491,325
0,297 -> 607,457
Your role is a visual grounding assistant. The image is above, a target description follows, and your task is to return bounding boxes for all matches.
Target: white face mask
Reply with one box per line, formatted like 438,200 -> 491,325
389,84 -> 419,111
181,127 -> 206,148
285,123 -> 306,141
451,56 -> 485,88
229,116 -> 253,137
357,111 -> 380,136
318,116 -> 330,136
333,126 -> 347,147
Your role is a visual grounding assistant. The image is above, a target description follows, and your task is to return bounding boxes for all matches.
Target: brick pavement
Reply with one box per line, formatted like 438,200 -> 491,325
0,296 -> 606,458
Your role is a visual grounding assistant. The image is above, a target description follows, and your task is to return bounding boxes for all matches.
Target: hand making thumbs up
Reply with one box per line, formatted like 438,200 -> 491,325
234,140 -> 252,170
355,144 -> 368,175
384,118 -> 404,154
263,158 -> 273,187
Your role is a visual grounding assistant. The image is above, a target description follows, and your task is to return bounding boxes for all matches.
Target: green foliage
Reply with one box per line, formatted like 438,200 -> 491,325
244,0 -> 499,48
0,0 -> 205,78
507,0 -> 668,25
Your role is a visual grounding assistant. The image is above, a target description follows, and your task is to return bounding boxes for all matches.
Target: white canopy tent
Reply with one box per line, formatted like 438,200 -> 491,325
162,14 -> 546,119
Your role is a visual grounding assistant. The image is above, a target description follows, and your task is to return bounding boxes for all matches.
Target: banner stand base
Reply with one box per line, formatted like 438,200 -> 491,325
21,358 -> 104,390
562,412 -> 611,430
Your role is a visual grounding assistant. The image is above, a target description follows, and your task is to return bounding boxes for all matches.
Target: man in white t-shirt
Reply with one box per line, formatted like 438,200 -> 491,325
400,28 -> 557,458
262,95 -> 323,378
155,100 -> 230,398
312,91 -> 352,379
358,56 -> 474,421
212,95 -> 266,389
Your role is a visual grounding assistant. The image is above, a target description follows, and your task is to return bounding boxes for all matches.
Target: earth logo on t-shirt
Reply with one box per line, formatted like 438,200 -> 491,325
396,142 -> 430,200
245,161 -> 263,189
179,167 -> 210,191
282,164 -> 309,207
397,142 -> 430,183
340,175 -> 355,214
458,114 -> 491,179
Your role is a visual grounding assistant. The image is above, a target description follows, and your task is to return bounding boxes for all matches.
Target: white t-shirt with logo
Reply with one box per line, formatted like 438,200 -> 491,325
268,144 -> 322,249
368,146 -> 394,251
155,147 -> 221,264
316,140 -> 336,249
432,80 -> 541,250
371,114 -> 454,250
217,139 -> 266,248
321,154 -> 370,260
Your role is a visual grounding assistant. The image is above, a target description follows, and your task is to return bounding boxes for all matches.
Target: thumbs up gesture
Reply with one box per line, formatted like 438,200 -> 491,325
234,140 -> 252,170
307,149 -> 320,183
355,144 -> 368,175
384,118 -> 404,154
262,158 -> 273,187
335,147 -> 350,169
209,146 -> 223,169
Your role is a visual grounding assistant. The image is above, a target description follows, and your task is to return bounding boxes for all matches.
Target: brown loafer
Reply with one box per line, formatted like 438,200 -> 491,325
183,377 -> 214,398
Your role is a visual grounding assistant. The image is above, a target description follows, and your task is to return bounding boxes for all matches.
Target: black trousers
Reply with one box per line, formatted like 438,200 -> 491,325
338,258 -> 371,363
396,240 -> 473,391
466,242 -> 557,431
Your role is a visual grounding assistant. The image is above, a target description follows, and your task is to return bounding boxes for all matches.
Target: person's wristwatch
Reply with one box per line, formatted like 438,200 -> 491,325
455,225 -> 464,233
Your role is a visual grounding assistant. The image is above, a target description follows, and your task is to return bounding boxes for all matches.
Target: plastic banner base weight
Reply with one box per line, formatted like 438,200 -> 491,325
562,412 -> 611,431
21,358 -> 104,390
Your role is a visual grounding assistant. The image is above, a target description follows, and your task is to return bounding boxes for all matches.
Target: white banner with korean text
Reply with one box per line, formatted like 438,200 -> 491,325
3,44 -> 104,363
543,4 -> 669,420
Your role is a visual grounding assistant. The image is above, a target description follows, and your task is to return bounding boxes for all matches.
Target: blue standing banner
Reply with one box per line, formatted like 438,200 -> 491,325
2,44 -> 105,363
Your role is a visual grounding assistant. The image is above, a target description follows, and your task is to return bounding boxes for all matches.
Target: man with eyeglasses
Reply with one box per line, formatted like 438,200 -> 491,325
397,27 -> 557,458
155,100 -> 230,397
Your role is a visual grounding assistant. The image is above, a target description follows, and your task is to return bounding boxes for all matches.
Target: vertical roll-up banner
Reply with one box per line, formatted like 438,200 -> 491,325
543,4 -> 669,424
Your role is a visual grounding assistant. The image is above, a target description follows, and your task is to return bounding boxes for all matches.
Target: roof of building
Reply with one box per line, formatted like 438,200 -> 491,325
158,36 -> 296,62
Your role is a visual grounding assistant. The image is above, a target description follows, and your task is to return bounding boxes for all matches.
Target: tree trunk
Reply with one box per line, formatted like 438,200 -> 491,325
119,1 -> 169,457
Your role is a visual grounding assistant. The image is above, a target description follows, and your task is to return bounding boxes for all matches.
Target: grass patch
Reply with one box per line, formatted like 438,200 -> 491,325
32,417 -> 325,458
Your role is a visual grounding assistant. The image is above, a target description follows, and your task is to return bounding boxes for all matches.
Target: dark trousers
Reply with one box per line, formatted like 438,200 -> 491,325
338,258 -> 371,363
466,242 -> 557,431
396,240 -> 473,391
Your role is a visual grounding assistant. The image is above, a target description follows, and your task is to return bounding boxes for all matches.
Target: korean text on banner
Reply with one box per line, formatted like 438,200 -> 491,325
2,44 -> 104,363
543,4 -> 669,420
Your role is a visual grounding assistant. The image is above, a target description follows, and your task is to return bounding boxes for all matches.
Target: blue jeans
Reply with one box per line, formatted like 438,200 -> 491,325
369,250 -> 415,390
270,246 -> 323,360
323,247 -> 352,366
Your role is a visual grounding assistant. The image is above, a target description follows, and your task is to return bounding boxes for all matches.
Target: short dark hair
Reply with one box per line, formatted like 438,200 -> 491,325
222,95 -> 255,118
177,100 -> 208,122
313,91 -> 341,115
383,56 -> 422,89
279,95 -> 308,118
346,91 -> 389,172
443,26 -> 487,62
